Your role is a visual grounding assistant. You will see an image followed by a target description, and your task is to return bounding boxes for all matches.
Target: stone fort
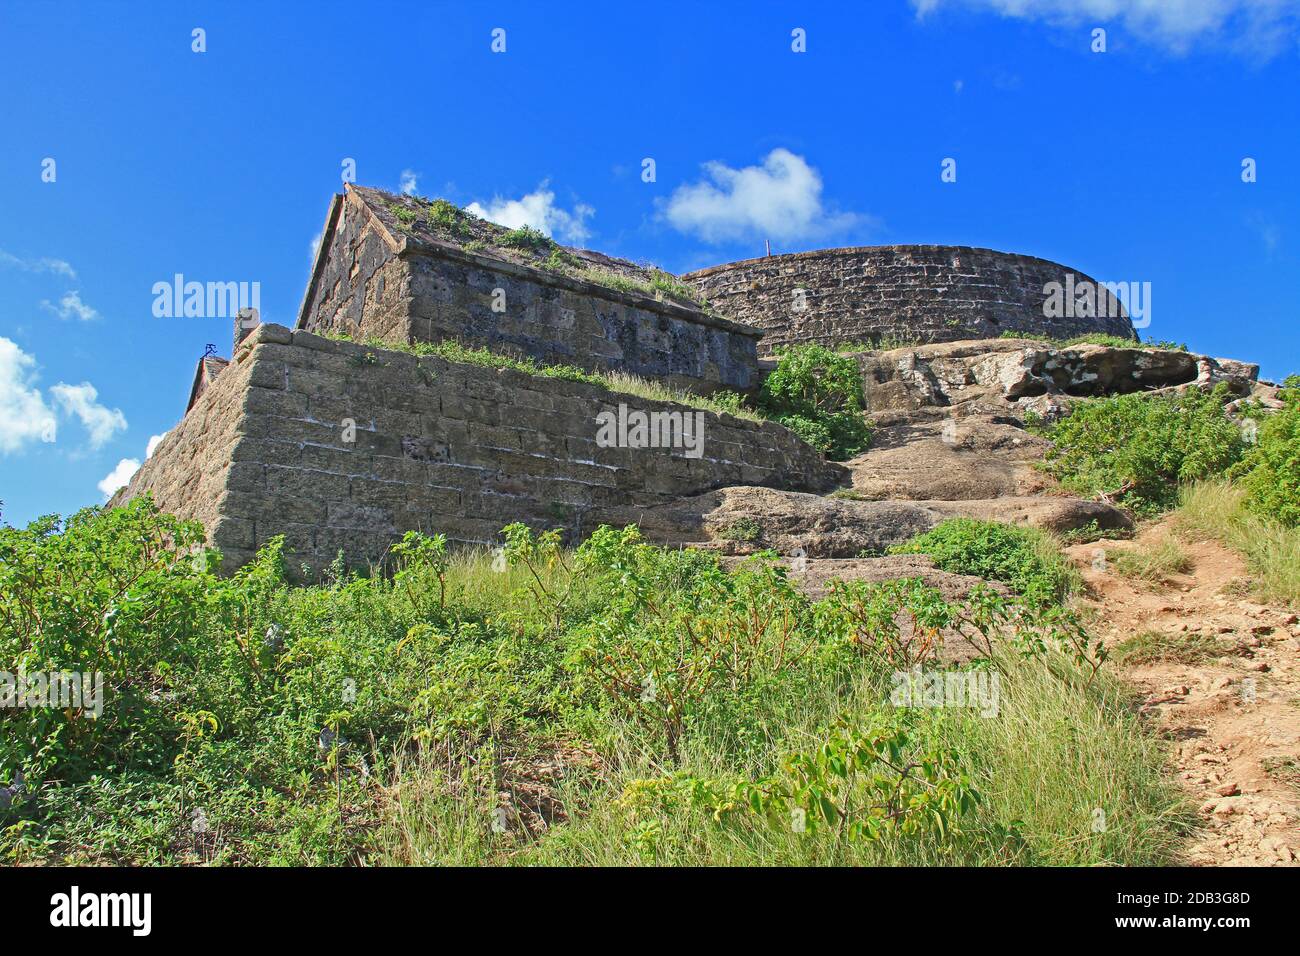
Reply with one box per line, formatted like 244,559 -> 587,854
111,184 -> 1136,573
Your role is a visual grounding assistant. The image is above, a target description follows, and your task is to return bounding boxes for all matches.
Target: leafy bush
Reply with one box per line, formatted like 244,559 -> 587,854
1039,385 -> 1244,514
426,199 -> 473,239
1,501 -> 1177,866
1231,380 -> 1300,527
759,344 -> 872,459
498,224 -> 554,253
889,519 -> 1079,607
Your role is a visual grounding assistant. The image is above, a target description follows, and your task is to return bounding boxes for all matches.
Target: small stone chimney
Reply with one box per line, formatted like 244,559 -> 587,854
234,307 -> 260,349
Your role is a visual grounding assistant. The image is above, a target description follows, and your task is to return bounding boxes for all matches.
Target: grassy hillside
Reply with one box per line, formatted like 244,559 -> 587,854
0,499 -> 1187,865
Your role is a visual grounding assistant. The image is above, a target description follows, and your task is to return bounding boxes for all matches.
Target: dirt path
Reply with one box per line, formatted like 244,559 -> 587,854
1065,522 -> 1300,866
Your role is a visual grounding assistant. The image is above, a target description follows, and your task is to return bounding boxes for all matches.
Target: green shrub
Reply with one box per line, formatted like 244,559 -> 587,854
426,199 -> 473,239
759,344 -> 872,459
1231,379 -> 1300,527
717,517 -> 762,542
889,518 -> 1079,607
0,503 -> 1178,867
498,225 -> 554,254
1039,385 -> 1244,514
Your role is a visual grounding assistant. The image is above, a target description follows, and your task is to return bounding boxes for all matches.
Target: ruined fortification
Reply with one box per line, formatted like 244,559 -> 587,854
112,185 -> 1152,574
299,186 -> 761,393
120,322 -> 835,574
683,246 -> 1136,352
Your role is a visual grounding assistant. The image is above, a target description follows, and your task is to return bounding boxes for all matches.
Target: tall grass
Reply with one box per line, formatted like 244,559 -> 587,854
601,370 -> 761,422
1111,537 -> 1193,585
3,502 -> 1190,867
1175,481 -> 1300,607
373,650 -> 1189,866
328,333 -> 763,422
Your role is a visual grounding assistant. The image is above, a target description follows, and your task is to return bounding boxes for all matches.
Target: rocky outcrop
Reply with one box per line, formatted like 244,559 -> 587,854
859,339 -> 1260,418
608,485 -> 1131,559
845,414 -> 1052,501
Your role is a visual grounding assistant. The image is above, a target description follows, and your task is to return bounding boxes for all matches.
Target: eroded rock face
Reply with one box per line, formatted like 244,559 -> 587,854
769,555 -> 1010,604
606,485 -> 1131,559
839,339 -> 1261,510
846,415 -> 1053,501
859,339 -> 1260,416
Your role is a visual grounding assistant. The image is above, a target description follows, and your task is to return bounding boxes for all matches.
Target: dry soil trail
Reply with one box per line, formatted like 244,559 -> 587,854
1065,523 -> 1300,866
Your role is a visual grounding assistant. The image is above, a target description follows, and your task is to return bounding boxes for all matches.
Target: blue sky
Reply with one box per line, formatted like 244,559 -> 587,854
1,0 -> 1298,527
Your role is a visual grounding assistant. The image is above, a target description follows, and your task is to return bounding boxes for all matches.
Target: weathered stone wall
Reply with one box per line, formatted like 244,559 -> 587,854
107,342 -> 252,556
115,324 -> 841,575
298,187 -> 763,393
683,246 -> 1137,352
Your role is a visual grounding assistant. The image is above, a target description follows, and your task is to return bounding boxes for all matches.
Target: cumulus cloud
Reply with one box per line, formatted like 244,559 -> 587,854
50,382 -> 127,448
399,169 -> 421,196
911,0 -> 1300,57
97,458 -> 141,499
41,290 -> 99,321
96,432 -> 167,500
663,148 -> 864,245
466,184 -> 595,244
0,337 -> 58,453
0,250 -> 77,279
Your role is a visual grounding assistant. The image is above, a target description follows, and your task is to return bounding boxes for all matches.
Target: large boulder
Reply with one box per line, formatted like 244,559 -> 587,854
845,414 -> 1053,501
857,339 -> 1259,415
608,485 -> 1130,558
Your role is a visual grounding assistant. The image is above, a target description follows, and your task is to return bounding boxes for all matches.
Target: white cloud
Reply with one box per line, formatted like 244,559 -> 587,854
399,169 -> 421,196
49,382 -> 127,448
97,432 -> 166,500
0,337 -> 58,453
663,148 -> 864,245
97,458 -> 140,499
41,290 -> 99,321
466,183 -> 595,244
911,0 -> 1300,57
309,231 -> 323,260
0,250 -> 77,279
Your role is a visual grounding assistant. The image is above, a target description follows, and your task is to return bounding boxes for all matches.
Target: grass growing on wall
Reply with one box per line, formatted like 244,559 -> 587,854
385,194 -> 712,311
325,333 -> 765,423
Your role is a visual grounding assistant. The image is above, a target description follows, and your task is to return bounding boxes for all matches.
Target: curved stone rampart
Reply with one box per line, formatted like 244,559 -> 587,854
682,245 -> 1137,352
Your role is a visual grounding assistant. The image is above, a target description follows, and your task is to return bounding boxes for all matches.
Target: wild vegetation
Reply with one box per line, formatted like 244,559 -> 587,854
757,344 -> 873,460
890,519 -> 1081,608
1035,375 -> 1300,605
1175,481 -> 1300,607
1036,385 -> 1248,515
998,331 -> 1188,351
387,195 -> 712,311
1111,537 -> 1193,586
0,498 -> 1185,866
